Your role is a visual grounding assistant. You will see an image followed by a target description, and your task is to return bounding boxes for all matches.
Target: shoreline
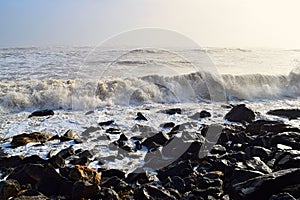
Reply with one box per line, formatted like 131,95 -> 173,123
0,103 -> 299,199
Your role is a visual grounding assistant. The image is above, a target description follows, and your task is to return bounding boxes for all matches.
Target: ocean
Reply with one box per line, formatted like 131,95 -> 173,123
0,46 -> 299,172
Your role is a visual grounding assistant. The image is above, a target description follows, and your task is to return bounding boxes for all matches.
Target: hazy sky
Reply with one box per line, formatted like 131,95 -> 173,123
1,0 -> 300,48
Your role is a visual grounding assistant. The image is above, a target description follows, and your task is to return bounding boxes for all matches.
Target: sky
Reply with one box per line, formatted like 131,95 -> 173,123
1,0 -> 300,48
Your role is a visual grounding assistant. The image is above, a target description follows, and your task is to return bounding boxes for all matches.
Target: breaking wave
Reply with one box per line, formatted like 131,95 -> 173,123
0,67 -> 299,113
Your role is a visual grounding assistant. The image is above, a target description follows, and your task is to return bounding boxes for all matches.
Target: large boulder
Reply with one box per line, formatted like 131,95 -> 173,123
224,104 -> 255,123
230,168 -> 300,200
28,109 -> 54,118
267,109 -> 300,120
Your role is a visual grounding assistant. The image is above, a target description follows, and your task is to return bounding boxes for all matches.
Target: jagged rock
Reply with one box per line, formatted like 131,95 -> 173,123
105,127 -> 122,135
68,165 -> 101,186
134,185 -> 176,200
94,187 -> 119,200
48,155 -> 65,168
0,179 -> 21,200
267,109 -> 300,120
56,146 -> 75,159
246,120 -> 281,134
98,120 -> 114,126
72,180 -> 100,200
11,132 -> 51,147
126,168 -> 150,184
224,104 -> 255,123
162,108 -> 182,115
230,168 -> 300,200
142,132 -> 169,150
8,164 -> 73,196
190,110 -> 212,120
269,193 -> 296,200
28,109 -> 54,118
12,190 -> 49,200
59,129 -> 77,142
210,145 -> 227,155
135,112 -> 148,121
245,146 -> 272,162
161,122 -> 176,129
100,169 -> 125,180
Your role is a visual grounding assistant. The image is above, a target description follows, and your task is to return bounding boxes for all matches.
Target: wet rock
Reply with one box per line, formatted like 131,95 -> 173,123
56,146 -> 75,159
98,120 -> 114,126
11,132 -> 51,147
0,179 -> 21,200
125,168 -> 149,184
267,109 -> 300,120
230,168 -> 300,200
106,127 -> 122,135
28,109 -> 54,118
135,112 -> 148,121
162,108 -> 182,115
0,156 -> 23,169
161,122 -> 176,129
131,124 -> 155,134
269,193 -> 296,200
224,104 -> 255,123
190,110 -> 212,120
157,160 -> 192,182
68,165 -> 101,186
59,129 -> 77,142
81,126 -> 102,136
48,155 -> 65,168
244,157 -> 272,174
94,187 -> 119,200
72,180 -> 100,200
13,190 -> 49,200
269,132 -> 300,150
142,132 -> 169,150
246,120 -> 281,134
8,164 -> 73,196
210,145 -> 227,155
245,146 -> 272,162
100,169 -> 125,180
228,169 -> 265,186
135,185 -> 176,200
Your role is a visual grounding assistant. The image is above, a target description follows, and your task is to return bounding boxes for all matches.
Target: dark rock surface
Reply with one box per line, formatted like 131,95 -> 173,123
267,109 -> 300,120
28,109 -> 54,118
224,104 -> 255,123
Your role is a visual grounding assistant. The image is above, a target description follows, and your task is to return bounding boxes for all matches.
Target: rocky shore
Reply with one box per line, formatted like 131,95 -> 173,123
0,105 -> 300,199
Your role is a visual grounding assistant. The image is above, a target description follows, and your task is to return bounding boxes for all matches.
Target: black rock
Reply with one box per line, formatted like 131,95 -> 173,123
126,168 -> 150,184
199,110 -> 212,118
230,168 -> 300,200
161,122 -> 176,129
100,169 -> 125,180
94,187 -> 119,200
72,180 -> 100,200
267,109 -> 300,120
28,109 -> 54,118
142,132 -> 169,150
163,108 -> 182,115
0,179 -> 21,199
105,127 -> 122,135
246,120 -> 281,134
48,155 -> 65,168
56,146 -> 75,159
157,160 -> 192,182
135,112 -> 148,121
244,146 -> 272,162
224,104 -> 255,123
8,164 -> 73,196
13,190 -> 49,200
269,193 -> 296,200
98,120 -> 114,126
134,185 -> 176,200
210,145 -> 227,155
